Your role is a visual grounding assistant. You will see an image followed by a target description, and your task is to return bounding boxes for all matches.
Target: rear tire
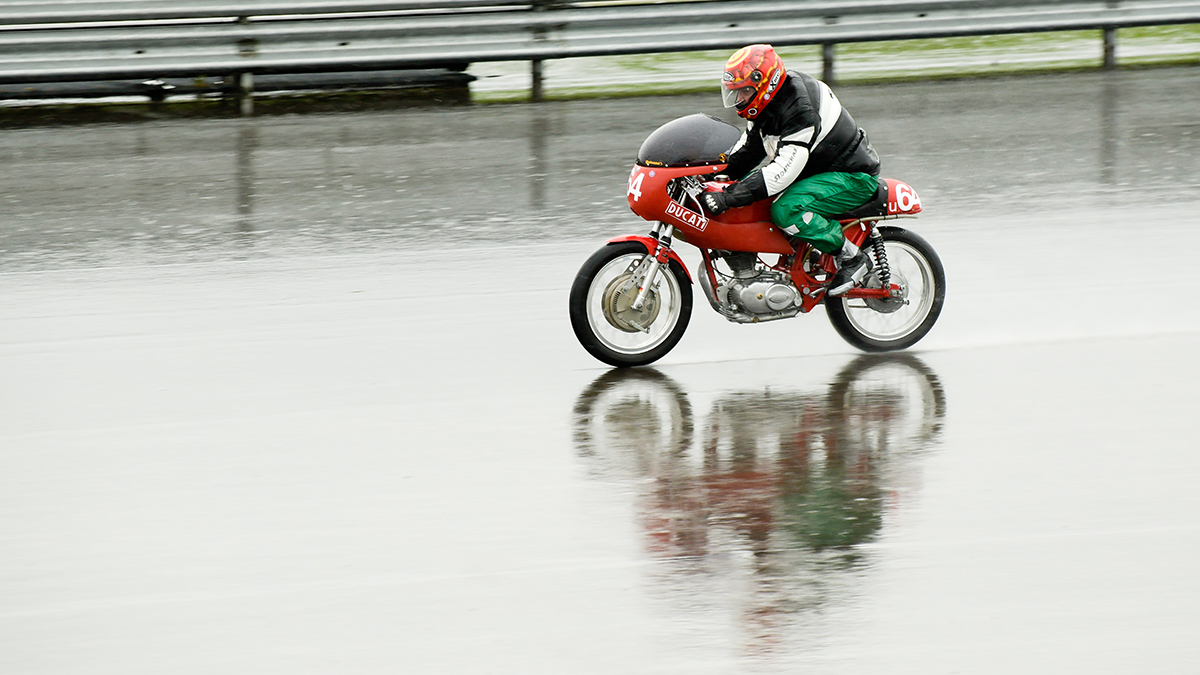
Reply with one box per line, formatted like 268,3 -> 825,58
826,226 -> 945,352
570,242 -> 693,367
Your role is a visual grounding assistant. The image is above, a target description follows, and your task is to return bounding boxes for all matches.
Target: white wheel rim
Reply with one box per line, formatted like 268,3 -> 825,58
586,253 -> 683,356
842,241 -> 936,342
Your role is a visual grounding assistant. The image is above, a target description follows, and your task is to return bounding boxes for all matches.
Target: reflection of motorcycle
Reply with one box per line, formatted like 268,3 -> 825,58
569,114 -> 946,367
573,355 -> 945,638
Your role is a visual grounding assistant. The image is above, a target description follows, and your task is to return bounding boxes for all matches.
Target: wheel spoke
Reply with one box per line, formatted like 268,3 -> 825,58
843,241 -> 935,341
585,253 -> 683,356
825,228 -> 944,352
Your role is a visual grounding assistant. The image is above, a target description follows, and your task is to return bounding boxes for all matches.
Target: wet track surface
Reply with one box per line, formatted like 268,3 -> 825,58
3,68 -> 1200,672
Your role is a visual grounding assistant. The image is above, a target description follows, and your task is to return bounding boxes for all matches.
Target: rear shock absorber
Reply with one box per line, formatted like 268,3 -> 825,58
868,227 -> 891,288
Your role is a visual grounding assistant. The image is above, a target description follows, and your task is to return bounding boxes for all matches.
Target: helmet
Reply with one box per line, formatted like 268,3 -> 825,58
722,44 -> 787,120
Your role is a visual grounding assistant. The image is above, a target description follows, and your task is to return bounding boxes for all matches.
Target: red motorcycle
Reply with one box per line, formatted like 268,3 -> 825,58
570,114 -> 945,367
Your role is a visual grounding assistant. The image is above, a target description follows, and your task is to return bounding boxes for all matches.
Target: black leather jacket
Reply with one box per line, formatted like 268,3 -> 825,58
722,72 -> 880,207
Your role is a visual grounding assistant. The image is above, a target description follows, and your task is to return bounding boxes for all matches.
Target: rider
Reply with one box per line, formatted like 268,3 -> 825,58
700,44 -> 881,296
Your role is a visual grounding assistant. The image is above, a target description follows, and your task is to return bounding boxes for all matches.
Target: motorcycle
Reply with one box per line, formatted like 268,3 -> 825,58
569,113 -> 945,368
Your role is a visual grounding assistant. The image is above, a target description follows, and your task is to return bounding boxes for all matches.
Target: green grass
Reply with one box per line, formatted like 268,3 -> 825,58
471,24 -> 1200,103
1122,23 -> 1200,39
834,25 -> 1200,59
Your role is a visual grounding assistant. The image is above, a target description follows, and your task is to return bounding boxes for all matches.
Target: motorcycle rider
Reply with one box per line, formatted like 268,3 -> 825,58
700,44 -> 881,296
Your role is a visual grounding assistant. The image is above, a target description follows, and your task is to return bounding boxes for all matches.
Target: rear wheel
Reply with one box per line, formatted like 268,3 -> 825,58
826,226 -> 945,352
570,242 -> 693,367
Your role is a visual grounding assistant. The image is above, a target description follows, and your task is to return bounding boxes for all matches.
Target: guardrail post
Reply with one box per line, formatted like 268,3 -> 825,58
1103,28 -> 1117,69
236,72 -> 254,116
821,14 -> 839,84
531,59 -> 544,102
235,15 -> 255,115
530,0 -> 553,102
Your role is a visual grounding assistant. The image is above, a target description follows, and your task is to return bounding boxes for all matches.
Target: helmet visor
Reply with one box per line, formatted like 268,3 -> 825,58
722,85 -> 755,110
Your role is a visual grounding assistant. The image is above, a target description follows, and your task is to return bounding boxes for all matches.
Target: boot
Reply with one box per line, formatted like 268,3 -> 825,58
828,241 -> 868,297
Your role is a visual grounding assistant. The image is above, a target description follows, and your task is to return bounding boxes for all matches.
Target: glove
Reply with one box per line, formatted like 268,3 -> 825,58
701,190 -> 730,216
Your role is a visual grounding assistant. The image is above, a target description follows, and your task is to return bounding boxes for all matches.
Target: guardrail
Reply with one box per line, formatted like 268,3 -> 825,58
2,0 -> 1198,112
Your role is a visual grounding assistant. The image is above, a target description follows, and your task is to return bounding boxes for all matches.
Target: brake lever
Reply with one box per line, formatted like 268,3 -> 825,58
680,175 -> 707,214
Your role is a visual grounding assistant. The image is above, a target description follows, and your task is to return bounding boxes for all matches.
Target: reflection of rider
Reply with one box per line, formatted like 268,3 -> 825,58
572,356 -> 946,648
700,44 -> 881,296
573,355 -> 946,555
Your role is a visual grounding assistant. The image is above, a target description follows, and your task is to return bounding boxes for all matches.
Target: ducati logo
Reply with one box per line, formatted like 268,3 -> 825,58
665,201 -> 709,231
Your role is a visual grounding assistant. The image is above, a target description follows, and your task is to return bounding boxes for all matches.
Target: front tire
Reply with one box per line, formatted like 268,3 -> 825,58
570,242 -> 693,367
826,226 -> 945,352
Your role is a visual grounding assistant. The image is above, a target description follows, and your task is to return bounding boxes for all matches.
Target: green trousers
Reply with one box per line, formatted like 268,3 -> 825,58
769,172 -> 879,254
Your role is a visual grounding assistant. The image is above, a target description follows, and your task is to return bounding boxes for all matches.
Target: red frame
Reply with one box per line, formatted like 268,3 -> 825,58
624,163 -> 921,312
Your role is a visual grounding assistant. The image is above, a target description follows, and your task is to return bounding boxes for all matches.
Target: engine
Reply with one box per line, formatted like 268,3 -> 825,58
698,252 -> 804,324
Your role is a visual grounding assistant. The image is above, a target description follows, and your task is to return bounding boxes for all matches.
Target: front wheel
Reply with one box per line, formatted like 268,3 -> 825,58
826,226 -> 945,352
569,242 -> 693,367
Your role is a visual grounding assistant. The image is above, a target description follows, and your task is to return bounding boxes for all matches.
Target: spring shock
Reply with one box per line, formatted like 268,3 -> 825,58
868,227 -> 891,288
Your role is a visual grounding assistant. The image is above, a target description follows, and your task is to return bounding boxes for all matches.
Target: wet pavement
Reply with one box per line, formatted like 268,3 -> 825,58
2,67 -> 1199,673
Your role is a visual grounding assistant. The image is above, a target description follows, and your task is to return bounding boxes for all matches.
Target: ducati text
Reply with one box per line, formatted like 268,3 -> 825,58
665,201 -> 709,231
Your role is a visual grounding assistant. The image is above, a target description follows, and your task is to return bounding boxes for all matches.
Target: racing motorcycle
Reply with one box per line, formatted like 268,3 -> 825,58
569,113 -> 945,367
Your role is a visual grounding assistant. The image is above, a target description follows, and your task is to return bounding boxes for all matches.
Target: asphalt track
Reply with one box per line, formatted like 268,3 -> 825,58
2,67 -> 1199,673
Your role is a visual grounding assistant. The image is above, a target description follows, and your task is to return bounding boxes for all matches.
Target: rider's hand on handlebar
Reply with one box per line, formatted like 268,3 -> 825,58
701,190 -> 730,216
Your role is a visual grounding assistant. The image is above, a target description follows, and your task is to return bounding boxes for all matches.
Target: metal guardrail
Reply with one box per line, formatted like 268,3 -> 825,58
1,0 -> 1198,111
0,1 -> 534,24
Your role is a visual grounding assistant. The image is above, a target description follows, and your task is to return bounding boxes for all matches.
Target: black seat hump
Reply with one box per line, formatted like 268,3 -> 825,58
831,177 -> 888,221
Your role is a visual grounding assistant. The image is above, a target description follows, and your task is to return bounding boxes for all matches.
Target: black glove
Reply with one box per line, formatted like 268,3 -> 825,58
701,190 -> 730,216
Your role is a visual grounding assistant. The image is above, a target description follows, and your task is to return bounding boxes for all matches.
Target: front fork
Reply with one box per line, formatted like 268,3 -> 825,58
629,222 -> 675,312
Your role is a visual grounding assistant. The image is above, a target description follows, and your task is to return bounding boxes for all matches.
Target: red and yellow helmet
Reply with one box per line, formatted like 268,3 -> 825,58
722,44 -> 787,120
